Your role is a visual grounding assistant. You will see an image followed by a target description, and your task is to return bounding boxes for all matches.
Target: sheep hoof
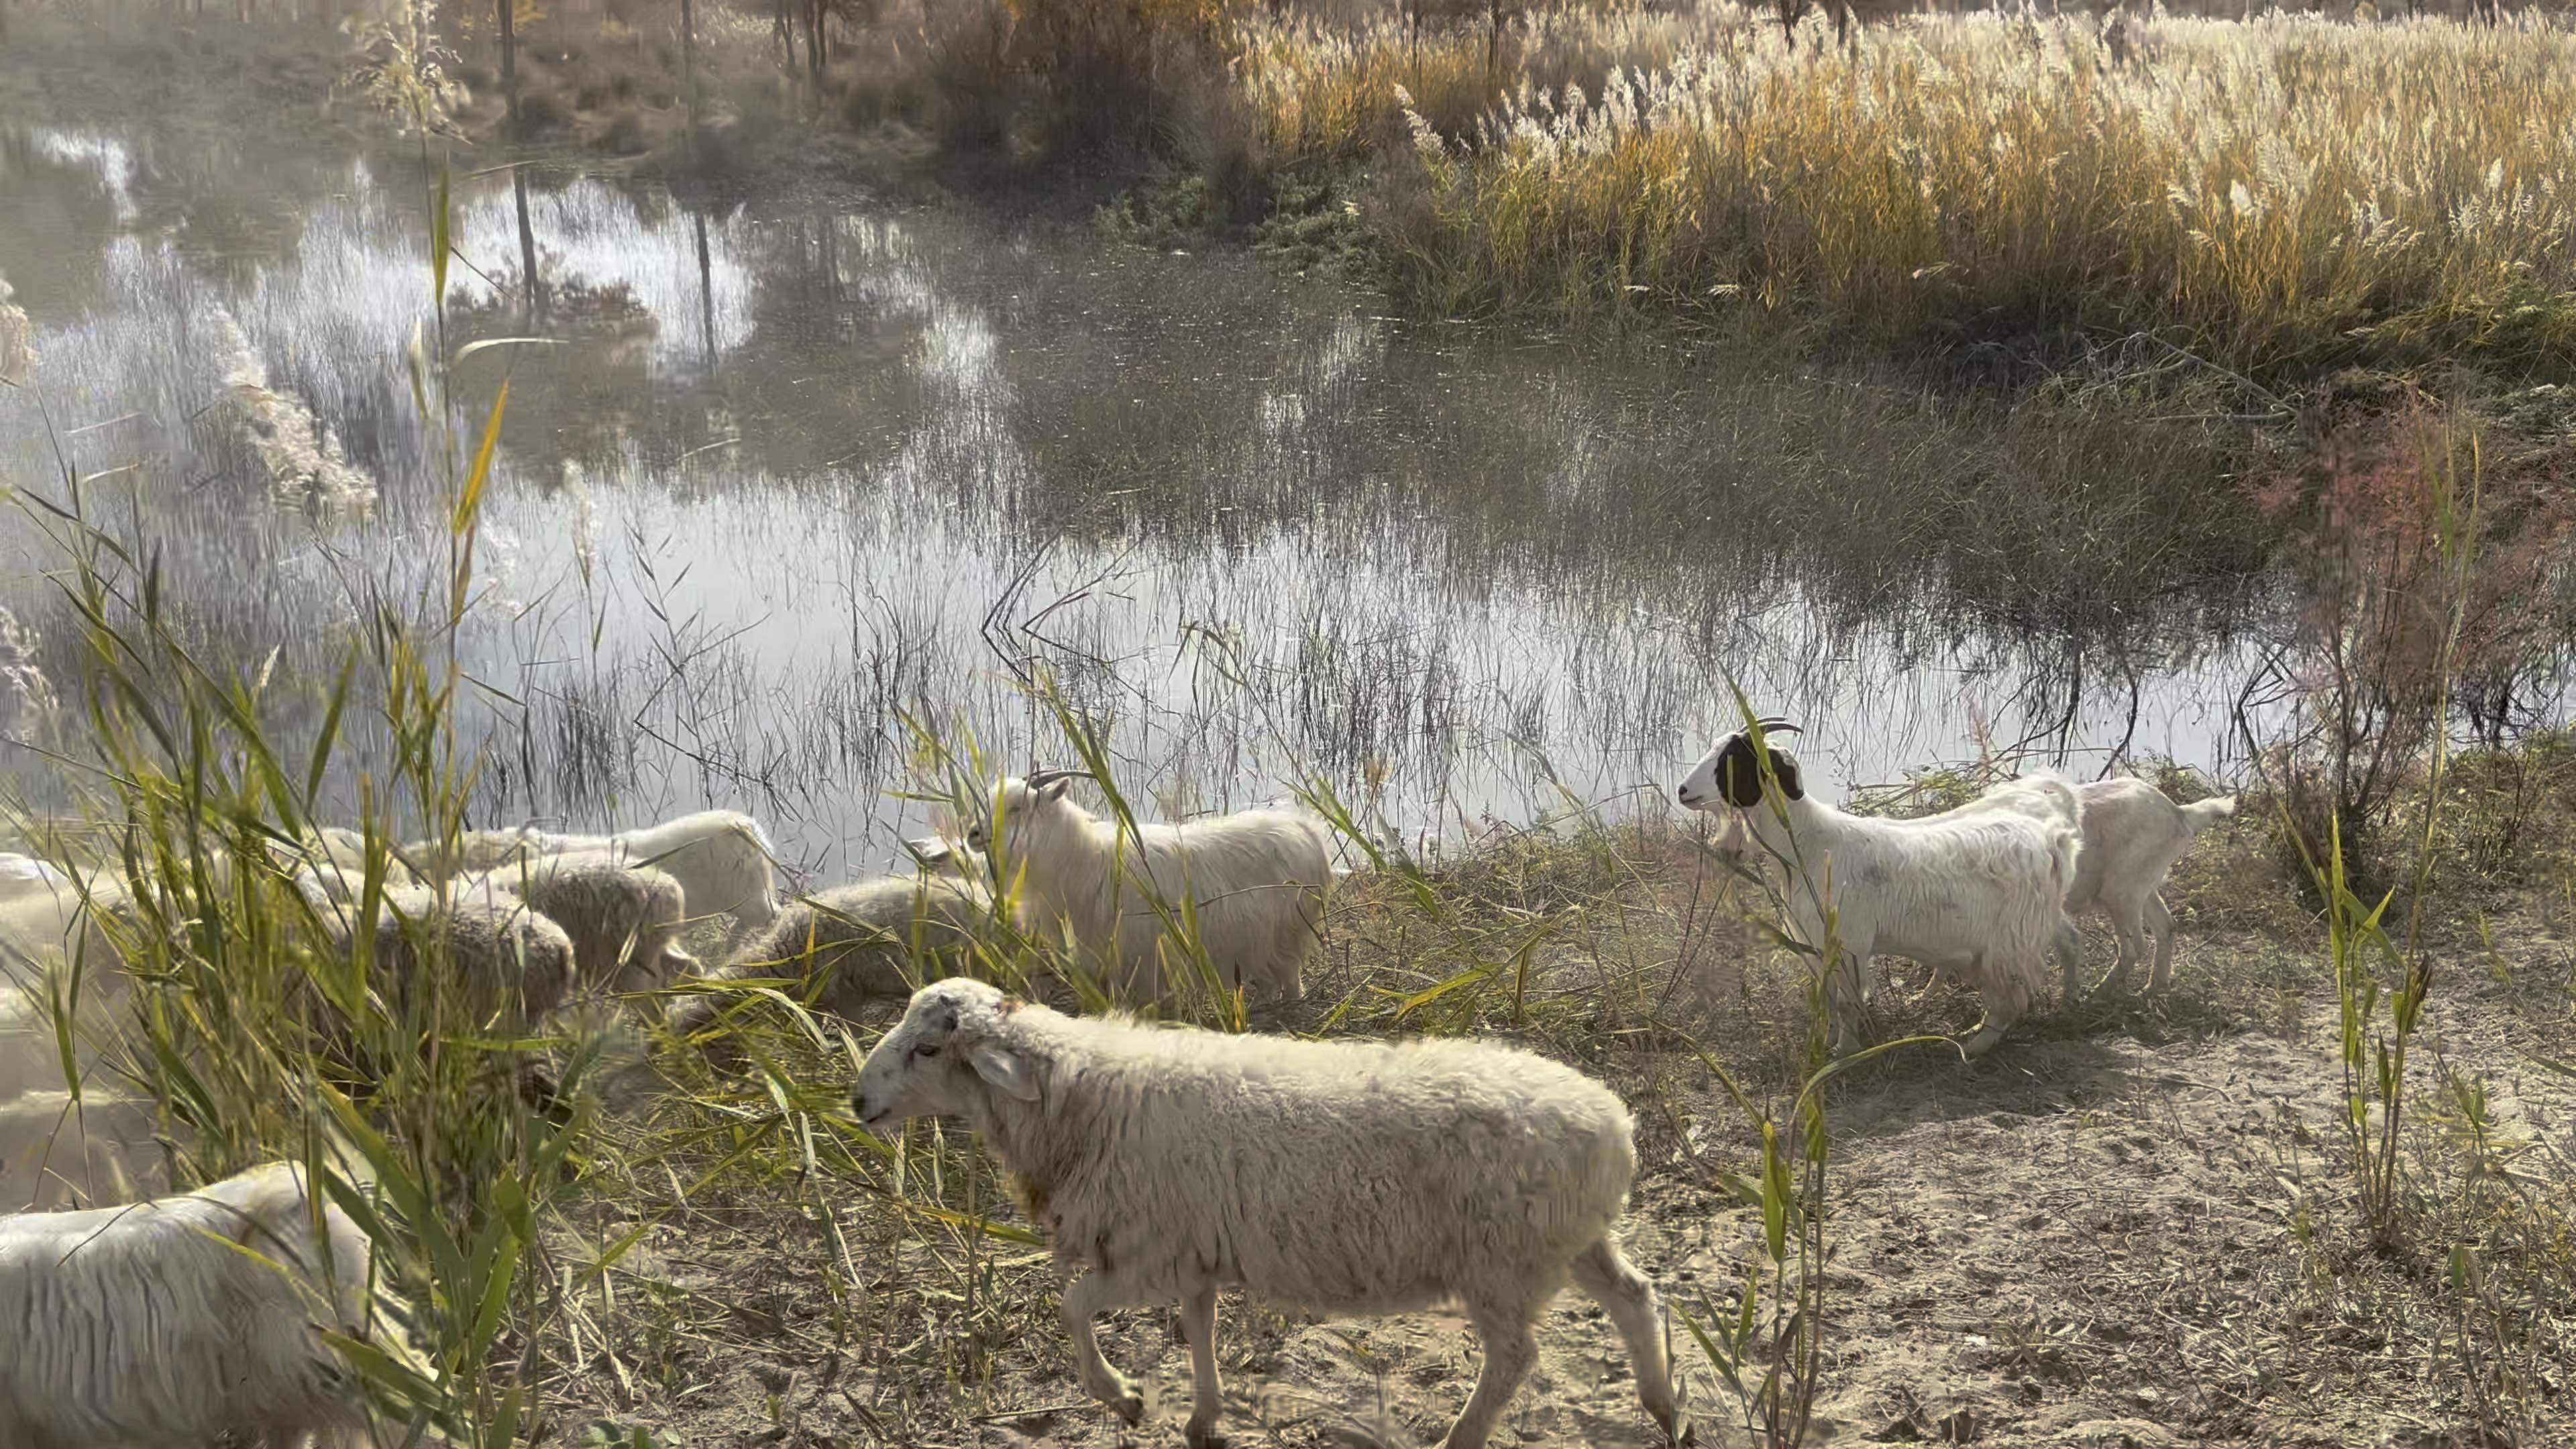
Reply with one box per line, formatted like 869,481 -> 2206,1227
1185,1421 -> 1228,1449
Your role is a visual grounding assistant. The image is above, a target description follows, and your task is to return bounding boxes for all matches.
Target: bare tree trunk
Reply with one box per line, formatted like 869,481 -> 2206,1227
499,0 -> 520,134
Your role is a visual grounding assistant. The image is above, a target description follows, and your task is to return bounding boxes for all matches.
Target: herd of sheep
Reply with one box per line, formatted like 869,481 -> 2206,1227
0,727 -> 2237,1449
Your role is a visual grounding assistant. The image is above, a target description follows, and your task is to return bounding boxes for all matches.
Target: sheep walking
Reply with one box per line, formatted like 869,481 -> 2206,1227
1678,720 -> 2082,1058
458,853 -> 697,996
1945,774 -> 2236,999
967,773 -> 1329,1007
669,873 -> 994,1039
0,1089 -> 171,1210
852,979 -> 1682,1449
0,1159 -> 376,1448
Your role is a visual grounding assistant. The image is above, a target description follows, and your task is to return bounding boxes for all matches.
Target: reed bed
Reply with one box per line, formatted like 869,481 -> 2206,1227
1240,7 -> 2576,371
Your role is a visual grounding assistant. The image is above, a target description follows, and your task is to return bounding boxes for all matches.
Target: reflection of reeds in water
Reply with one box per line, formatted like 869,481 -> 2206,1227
207,306 -> 380,516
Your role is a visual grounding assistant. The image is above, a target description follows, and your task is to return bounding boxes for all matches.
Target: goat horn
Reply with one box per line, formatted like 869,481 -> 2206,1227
1751,717 -> 1805,735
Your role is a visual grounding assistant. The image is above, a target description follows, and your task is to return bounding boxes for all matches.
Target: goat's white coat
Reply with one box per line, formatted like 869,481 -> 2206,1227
970,778 -> 1328,1006
851,978 -> 1680,1449
1948,774 -> 2237,997
1678,731 -> 2082,1057
0,1160 -> 375,1448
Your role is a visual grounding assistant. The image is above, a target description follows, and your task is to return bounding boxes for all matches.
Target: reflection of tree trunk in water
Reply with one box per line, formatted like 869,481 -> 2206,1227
499,0 -> 519,135
513,165 -> 543,325
695,211 -> 715,371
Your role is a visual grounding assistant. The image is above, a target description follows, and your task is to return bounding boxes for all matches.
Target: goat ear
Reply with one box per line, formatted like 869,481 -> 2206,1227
1716,737 -> 1766,809
1767,748 -> 1805,801
1040,778 -> 1071,802
968,1040 -> 1040,1101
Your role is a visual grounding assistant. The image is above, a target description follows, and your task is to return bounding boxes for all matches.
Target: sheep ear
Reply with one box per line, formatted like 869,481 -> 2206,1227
968,1040 -> 1040,1101
1767,749 -> 1805,801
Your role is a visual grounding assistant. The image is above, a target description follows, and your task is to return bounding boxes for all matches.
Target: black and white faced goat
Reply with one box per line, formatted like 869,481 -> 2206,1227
1676,722 -> 2084,1058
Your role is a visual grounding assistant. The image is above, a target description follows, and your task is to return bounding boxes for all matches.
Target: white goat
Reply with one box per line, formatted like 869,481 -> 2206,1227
670,873 -> 995,1040
0,1089 -> 172,1210
966,773 -> 1329,1006
1677,721 -> 2083,1057
852,978 -> 1681,1449
0,1159 -> 376,1448
1945,773 -> 2237,999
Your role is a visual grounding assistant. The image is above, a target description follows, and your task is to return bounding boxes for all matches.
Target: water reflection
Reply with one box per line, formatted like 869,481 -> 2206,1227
0,125 -> 2287,877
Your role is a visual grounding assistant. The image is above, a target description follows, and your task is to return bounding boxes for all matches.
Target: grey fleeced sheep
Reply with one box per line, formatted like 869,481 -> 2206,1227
520,810 -> 781,936
851,978 -> 1682,1449
0,1159 -> 377,1449
669,873 -> 994,1040
457,852 -> 696,996
311,884 -> 576,1036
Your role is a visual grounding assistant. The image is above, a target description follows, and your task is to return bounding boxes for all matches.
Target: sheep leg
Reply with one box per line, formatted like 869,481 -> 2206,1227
2144,892 -> 2176,995
1180,1280 -> 1225,1448
1060,1269 -> 1146,1424
1438,1300 -> 1540,1449
1957,953 -> 2018,1059
2055,917 -> 2088,1006
1570,1238 -> 1687,1444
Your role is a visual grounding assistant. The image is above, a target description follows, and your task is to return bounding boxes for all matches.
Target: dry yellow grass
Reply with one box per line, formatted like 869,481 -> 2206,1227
1240,7 -> 2576,369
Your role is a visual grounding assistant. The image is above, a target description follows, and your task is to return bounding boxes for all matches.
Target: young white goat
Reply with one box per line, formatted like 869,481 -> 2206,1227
0,1159 -> 377,1448
1678,721 -> 2083,1057
1946,773 -> 2236,998
965,772 -> 1329,1007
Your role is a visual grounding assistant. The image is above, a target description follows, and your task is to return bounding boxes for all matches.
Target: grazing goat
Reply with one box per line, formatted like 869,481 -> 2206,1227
1947,774 -> 2236,998
0,1160 -> 376,1448
967,772 -> 1328,1007
852,979 -> 1682,1449
1678,720 -> 2082,1058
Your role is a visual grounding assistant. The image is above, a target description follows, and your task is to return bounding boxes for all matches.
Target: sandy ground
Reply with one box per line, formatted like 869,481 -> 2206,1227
557,942 -> 2573,1448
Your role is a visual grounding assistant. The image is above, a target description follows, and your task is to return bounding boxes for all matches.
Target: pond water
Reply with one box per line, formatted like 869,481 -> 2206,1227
0,123 -> 2284,882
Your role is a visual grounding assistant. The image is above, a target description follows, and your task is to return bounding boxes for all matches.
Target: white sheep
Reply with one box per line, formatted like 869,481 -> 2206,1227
0,1159 -> 377,1448
522,809 -> 780,934
0,1088 -> 172,1210
1678,721 -> 2083,1057
457,852 -> 698,996
965,772 -> 1329,1007
1944,773 -> 2237,999
851,978 -> 1682,1449
669,873 -> 995,1040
